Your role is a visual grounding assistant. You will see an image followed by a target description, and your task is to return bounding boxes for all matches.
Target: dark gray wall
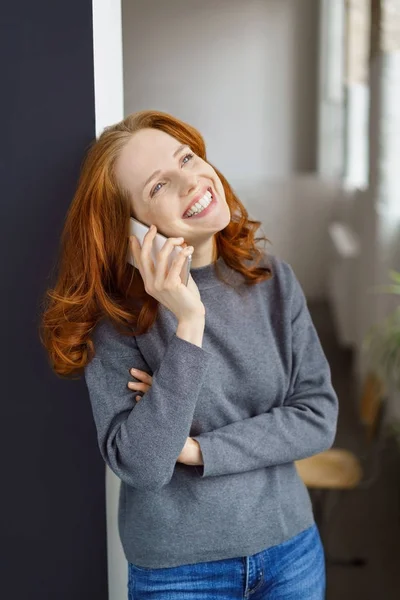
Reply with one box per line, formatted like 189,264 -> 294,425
1,2 -> 108,599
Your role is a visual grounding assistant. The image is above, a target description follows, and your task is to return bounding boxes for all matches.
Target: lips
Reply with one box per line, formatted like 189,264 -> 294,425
182,186 -> 213,218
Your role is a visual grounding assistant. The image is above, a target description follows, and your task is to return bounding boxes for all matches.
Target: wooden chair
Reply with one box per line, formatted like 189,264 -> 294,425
295,371 -> 388,567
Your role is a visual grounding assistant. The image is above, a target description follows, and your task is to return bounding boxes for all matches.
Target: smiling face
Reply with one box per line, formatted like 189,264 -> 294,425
114,127 -> 231,266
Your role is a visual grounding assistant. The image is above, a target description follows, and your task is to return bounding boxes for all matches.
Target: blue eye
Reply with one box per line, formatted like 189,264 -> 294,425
150,153 -> 195,197
182,152 -> 194,164
151,182 -> 163,196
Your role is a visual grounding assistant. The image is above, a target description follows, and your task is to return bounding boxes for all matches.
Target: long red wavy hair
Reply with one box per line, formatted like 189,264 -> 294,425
39,110 -> 272,378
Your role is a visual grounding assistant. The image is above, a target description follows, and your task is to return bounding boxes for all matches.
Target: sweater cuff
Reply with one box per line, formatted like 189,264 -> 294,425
192,434 -> 220,478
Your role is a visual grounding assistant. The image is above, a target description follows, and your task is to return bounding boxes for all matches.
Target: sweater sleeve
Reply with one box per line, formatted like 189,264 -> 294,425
192,262 -> 339,478
84,320 -> 213,491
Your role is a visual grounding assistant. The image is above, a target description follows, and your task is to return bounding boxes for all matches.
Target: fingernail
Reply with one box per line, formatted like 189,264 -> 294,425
131,368 -> 137,373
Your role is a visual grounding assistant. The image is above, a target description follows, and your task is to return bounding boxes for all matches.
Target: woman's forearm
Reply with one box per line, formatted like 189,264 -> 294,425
175,317 -> 206,465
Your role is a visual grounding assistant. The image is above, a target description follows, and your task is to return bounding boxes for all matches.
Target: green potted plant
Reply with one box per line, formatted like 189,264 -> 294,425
362,269 -> 400,445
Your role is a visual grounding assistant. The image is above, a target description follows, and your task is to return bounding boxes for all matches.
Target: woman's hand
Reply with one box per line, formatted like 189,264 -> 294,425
179,437 -> 204,466
127,367 -> 152,401
129,225 -> 205,321
127,368 -> 204,466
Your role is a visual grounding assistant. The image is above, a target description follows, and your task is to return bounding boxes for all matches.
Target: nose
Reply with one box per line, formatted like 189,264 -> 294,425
179,171 -> 198,197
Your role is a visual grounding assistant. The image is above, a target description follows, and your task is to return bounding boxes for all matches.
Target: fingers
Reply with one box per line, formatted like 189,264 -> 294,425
129,235 -> 141,268
130,368 -> 152,383
129,225 -> 186,292
127,368 -> 152,401
129,226 -> 157,284
153,234 -> 187,290
137,225 -> 158,286
165,245 -> 194,285
128,380 -> 150,392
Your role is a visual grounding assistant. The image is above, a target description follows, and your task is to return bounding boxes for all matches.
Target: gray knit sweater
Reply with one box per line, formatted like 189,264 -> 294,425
84,252 -> 338,568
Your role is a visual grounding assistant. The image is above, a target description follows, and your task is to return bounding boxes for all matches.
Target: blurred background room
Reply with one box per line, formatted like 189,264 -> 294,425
2,1 -> 400,599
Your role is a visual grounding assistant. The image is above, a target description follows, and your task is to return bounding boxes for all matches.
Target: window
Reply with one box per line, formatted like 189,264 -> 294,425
343,0 -> 371,189
317,0 -> 346,179
378,0 -> 400,218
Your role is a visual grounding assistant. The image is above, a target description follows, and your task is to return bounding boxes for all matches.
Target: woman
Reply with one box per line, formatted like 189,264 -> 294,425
40,110 -> 338,599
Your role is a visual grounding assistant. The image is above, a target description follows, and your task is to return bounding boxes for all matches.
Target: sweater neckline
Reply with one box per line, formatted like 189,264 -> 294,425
189,255 -> 243,290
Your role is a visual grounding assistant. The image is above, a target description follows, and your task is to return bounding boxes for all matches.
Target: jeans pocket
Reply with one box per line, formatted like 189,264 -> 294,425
266,523 -> 325,596
275,524 -> 324,565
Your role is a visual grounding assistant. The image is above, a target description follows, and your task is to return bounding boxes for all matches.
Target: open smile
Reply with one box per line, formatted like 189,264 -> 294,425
182,187 -> 217,219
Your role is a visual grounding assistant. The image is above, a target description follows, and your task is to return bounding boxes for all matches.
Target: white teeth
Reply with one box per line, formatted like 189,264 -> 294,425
185,190 -> 213,217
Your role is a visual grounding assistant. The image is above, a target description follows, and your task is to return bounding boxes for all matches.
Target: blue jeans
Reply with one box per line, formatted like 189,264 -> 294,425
127,523 -> 326,599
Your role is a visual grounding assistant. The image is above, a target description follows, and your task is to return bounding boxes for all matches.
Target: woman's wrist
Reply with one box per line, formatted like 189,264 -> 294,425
190,438 -> 204,466
177,437 -> 204,466
176,316 -> 205,348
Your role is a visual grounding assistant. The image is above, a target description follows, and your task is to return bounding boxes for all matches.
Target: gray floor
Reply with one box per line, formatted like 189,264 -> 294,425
309,301 -> 400,600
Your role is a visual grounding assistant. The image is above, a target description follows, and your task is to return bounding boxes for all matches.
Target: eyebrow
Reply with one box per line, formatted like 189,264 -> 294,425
142,144 -> 189,192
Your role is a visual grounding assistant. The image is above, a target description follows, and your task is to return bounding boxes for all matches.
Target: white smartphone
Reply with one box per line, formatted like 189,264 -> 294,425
127,217 -> 192,286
